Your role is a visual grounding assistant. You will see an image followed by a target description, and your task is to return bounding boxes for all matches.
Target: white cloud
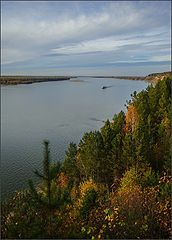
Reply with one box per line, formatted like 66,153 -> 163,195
1,47 -> 40,65
150,55 -> 171,62
50,33 -> 169,57
1,1 -> 171,75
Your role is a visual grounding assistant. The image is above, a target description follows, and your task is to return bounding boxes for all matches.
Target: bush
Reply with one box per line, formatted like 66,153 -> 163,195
1,191 -> 48,238
80,189 -> 98,219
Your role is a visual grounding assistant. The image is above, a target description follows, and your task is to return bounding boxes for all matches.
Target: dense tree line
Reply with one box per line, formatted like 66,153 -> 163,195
1,76 -> 171,239
72,77 -> 171,185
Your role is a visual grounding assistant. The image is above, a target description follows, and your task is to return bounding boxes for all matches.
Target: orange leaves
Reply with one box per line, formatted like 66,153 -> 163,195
57,172 -> 69,188
125,104 -> 138,133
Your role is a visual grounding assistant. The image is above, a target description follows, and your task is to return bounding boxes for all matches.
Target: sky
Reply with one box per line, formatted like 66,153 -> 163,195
1,1 -> 171,76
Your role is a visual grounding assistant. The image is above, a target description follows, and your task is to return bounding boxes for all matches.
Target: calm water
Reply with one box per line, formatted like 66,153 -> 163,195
1,77 -> 148,200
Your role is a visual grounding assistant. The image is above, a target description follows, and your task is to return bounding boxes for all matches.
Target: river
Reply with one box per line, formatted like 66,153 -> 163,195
1,77 -> 148,200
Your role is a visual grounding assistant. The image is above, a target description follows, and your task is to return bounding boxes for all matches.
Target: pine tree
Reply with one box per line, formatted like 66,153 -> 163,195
28,140 -> 59,208
62,142 -> 80,186
77,131 -> 106,183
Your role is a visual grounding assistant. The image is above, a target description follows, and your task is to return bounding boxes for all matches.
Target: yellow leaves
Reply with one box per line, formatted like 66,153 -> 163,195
114,207 -> 119,212
142,224 -> 148,232
154,196 -> 171,235
105,215 -> 113,222
118,221 -> 125,227
118,168 -> 138,191
79,178 -> 98,199
76,178 -> 98,208
117,169 -> 142,208
102,224 -> 106,229
108,222 -> 112,228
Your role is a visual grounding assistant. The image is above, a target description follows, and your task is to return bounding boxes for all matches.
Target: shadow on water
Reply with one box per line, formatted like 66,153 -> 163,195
101,85 -> 114,89
89,117 -> 106,123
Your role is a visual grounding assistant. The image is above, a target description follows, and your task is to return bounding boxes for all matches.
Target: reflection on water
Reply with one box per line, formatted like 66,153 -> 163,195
1,77 -> 148,200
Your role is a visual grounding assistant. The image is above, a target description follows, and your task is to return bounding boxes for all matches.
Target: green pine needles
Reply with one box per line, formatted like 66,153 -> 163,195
28,140 -> 53,208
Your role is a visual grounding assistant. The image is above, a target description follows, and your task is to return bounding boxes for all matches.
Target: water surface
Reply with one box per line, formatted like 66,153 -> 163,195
1,77 -> 148,200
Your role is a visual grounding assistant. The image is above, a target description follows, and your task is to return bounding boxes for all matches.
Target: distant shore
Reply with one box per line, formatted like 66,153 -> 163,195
0,76 -> 71,85
1,71 -> 171,85
89,76 -> 145,80
88,71 -> 171,83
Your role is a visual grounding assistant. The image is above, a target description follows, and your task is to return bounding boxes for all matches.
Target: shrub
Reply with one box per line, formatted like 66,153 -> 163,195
80,188 -> 98,219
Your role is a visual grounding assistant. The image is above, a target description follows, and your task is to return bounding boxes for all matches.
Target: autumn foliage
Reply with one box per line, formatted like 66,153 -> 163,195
1,76 -> 171,239
125,104 -> 138,133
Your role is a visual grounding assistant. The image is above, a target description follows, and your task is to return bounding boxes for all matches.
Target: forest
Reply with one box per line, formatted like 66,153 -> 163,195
1,76 -> 171,239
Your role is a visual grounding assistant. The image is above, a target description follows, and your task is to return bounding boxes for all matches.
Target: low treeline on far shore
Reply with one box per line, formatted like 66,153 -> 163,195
0,76 -> 71,85
0,76 -> 70,85
0,71 -> 171,85
90,71 -> 171,82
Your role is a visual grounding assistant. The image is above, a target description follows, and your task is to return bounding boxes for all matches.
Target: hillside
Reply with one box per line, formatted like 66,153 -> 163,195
1,75 -> 171,239
145,71 -> 171,83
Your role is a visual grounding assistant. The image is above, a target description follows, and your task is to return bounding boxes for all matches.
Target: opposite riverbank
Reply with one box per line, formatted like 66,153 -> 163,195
89,71 -> 171,83
0,76 -> 71,85
0,71 -> 171,85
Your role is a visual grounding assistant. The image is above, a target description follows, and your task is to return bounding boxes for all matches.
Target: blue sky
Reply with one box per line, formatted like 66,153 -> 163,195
1,1 -> 171,76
